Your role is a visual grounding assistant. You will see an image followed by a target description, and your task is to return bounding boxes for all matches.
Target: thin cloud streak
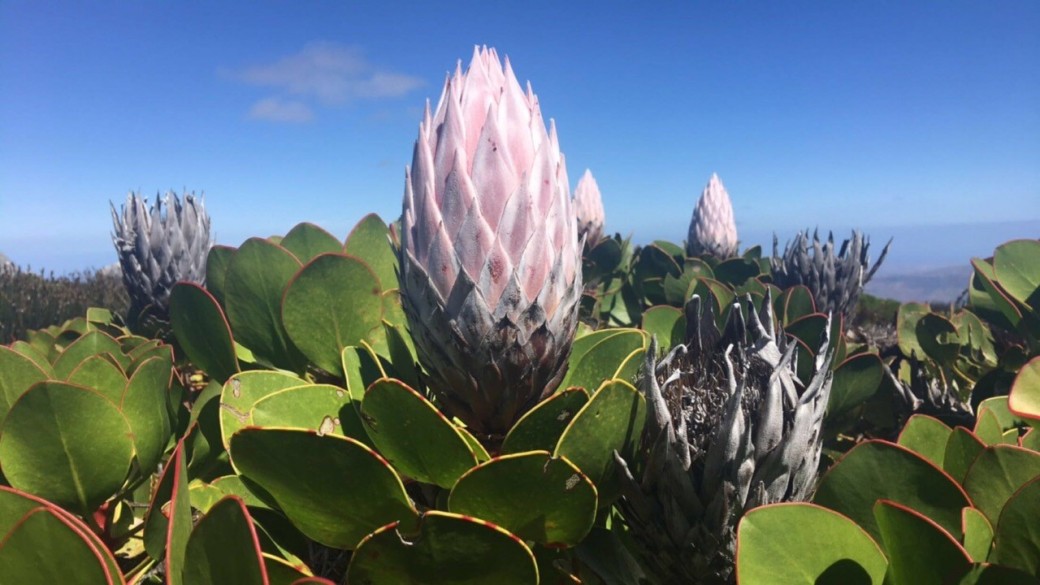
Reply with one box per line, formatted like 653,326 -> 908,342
249,97 -> 314,123
233,41 -> 424,122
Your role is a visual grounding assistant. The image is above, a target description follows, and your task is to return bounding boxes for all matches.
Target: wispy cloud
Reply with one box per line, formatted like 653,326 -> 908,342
232,42 -> 424,122
249,97 -> 314,123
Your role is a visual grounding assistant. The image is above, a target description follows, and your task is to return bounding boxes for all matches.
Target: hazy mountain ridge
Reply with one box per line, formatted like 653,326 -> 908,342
866,264 -> 971,303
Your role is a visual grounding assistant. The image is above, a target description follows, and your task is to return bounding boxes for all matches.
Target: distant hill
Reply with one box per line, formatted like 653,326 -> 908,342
866,265 -> 971,303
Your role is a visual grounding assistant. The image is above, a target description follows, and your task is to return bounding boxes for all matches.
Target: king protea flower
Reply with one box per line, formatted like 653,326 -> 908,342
397,46 -> 582,439
573,169 -> 605,248
687,173 -> 738,258
111,190 -> 211,326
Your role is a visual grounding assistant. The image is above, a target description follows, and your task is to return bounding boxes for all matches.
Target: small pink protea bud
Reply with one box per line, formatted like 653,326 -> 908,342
573,169 -> 606,247
686,173 -> 739,258
398,46 -> 582,439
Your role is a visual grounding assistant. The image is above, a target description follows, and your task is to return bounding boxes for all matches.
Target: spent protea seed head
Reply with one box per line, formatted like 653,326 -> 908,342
615,293 -> 834,584
771,229 -> 891,321
110,190 -> 211,326
573,169 -> 605,248
687,173 -> 739,259
398,46 -> 582,439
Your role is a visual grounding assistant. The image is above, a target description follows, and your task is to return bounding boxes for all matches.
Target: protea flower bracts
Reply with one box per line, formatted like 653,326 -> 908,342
687,173 -> 739,259
397,46 -> 582,439
110,190 -> 211,327
770,229 -> 890,320
574,169 -> 606,249
615,293 -> 834,584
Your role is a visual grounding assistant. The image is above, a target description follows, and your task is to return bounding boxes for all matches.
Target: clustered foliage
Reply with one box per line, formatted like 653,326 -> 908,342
0,265 -> 127,343
1,46 -> 1039,585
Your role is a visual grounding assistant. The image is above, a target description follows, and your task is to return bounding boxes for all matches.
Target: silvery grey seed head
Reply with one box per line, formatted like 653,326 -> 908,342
687,173 -> 739,259
615,292 -> 834,584
770,229 -> 891,321
111,190 -> 212,324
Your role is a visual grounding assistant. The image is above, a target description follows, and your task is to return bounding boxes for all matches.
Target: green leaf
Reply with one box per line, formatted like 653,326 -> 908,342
712,257 -> 760,287
962,444 -> 1040,525
961,507 -> 994,561
281,254 -> 384,376
897,302 -> 931,360
973,408 -> 1006,446
0,347 -> 49,427
559,329 -> 647,392
736,503 -> 887,585
813,440 -> 970,543
950,564 -> 1040,585
943,427 -> 987,484
993,239 -> 1040,309
224,238 -> 306,371
828,352 -> 883,419
555,379 -> 646,503
360,378 -> 479,489
230,428 -> 418,550
170,283 -> 240,383
502,387 -> 590,455
250,383 -> 358,440
640,305 -> 683,352
181,496 -> 268,585
1009,356 -> 1040,423
448,451 -> 597,547
66,354 -> 127,403
0,486 -> 123,583
0,507 -> 117,585
873,499 -> 971,585
280,222 -> 344,263
52,330 -> 124,379
347,511 -> 538,585
0,381 -> 134,515
219,370 -> 306,453
990,475 -> 1040,575
121,355 -> 173,475
343,213 -> 398,293
897,415 -> 953,468
205,245 -> 236,307
165,440 -> 192,585
264,553 -> 312,585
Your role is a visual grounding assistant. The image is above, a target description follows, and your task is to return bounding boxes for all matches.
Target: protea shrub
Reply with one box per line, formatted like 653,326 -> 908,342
686,173 -> 738,259
615,294 -> 834,584
885,357 -> 973,429
770,229 -> 890,321
574,168 -> 606,249
111,190 -> 211,328
397,46 -> 582,440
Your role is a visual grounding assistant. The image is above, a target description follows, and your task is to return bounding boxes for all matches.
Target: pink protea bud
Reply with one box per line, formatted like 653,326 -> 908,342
686,173 -> 739,258
398,46 -> 582,439
573,169 -> 606,248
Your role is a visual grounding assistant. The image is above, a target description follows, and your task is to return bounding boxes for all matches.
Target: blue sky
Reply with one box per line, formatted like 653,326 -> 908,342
1,1 -> 1037,273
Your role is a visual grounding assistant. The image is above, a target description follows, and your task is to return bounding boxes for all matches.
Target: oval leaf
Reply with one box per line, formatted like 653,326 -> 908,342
230,428 -> 418,550
282,254 -> 383,376
170,283 -> 239,383
360,378 -> 478,488
347,511 -> 538,585
736,503 -> 887,585
448,451 -> 597,547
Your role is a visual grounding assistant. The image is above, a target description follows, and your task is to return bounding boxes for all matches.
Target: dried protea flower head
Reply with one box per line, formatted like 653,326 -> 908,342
110,190 -> 211,327
770,229 -> 891,320
573,169 -> 605,248
885,356 -> 973,429
397,46 -> 582,440
687,173 -> 739,259
615,293 -> 834,584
